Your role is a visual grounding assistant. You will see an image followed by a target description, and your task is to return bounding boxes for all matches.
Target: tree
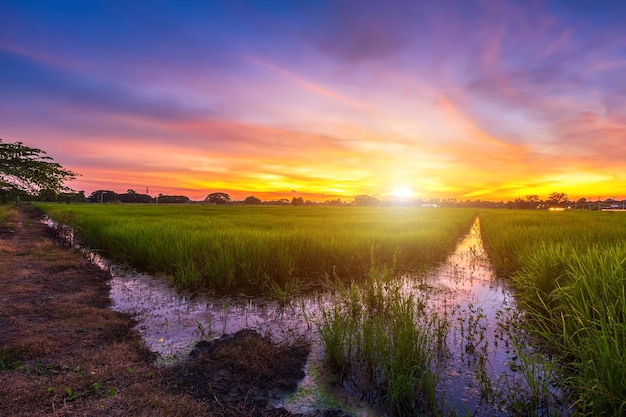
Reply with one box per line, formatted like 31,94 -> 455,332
204,192 -> 231,205
0,139 -> 78,194
59,190 -> 86,203
38,188 -> 58,202
547,192 -> 568,205
291,197 -> 304,206
326,199 -> 344,206
353,194 -> 380,207
244,196 -> 261,205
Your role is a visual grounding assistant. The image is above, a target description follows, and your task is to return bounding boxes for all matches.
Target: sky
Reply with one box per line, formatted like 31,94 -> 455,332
1,0 -> 626,202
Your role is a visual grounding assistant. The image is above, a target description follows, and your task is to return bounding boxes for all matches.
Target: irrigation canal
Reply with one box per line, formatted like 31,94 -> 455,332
50,217 -> 568,416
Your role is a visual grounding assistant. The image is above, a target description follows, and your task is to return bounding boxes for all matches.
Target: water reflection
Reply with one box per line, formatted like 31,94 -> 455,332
422,218 -> 516,416
106,264 -> 319,364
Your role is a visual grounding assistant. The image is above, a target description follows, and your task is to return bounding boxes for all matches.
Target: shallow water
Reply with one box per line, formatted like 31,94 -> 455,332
46,216 -> 567,415
424,218 -> 517,416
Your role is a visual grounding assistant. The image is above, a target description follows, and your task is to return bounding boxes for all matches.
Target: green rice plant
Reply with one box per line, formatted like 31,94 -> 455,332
501,349 -> 565,416
35,204 -> 474,294
262,272 -> 303,306
480,209 -> 626,415
317,304 -> 353,376
317,266 -> 448,416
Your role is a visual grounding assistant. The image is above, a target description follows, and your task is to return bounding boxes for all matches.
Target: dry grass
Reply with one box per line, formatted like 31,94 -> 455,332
0,207 -> 310,417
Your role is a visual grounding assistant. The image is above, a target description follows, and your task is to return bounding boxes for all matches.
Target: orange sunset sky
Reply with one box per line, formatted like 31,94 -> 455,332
2,1 -> 626,202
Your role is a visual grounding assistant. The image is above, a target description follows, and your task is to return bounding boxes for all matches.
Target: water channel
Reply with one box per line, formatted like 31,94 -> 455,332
48,217 -> 568,416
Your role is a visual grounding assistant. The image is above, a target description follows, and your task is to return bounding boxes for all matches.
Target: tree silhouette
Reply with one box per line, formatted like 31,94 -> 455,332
548,192 -> 568,205
353,195 -> 380,206
244,196 -> 261,205
0,139 -> 78,194
205,192 -> 231,205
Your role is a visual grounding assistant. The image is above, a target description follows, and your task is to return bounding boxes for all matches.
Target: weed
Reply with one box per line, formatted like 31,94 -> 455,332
64,386 -> 82,401
196,318 -> 213,340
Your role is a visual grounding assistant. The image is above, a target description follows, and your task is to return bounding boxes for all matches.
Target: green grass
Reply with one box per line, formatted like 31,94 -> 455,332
480,209 -> 626,416
35,204 -> 475,294
0,204 -> 15,224
318,265 -> 447,416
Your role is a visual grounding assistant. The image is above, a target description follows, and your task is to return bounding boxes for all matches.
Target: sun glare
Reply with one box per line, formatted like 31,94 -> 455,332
392,187 -> 413,199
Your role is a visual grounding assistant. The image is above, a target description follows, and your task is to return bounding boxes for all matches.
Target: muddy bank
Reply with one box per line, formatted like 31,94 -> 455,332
0,207 -> 347,417
167,329 -> 351,417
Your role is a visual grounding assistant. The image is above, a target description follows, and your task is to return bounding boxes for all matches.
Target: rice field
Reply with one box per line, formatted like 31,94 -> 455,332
34,203 -> 626,415
35,204 -> 475,294
479,209 -> 626,416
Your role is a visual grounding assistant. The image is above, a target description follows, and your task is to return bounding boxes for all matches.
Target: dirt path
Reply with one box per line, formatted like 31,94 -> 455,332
0,207 -> 323,417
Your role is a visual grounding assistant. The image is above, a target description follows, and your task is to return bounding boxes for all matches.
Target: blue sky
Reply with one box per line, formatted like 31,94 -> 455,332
2,0 -> 626,201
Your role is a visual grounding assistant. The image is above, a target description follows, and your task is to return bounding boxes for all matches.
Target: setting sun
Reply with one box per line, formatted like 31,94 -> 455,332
392,187 -> 414,199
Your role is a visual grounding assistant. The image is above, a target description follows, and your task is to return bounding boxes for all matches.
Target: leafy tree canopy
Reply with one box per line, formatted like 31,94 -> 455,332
353,194 -> 380,207
548,191 -> 568,204
244,195 -> 261,205
205,192 -> 231,205
0,139 -> 78,194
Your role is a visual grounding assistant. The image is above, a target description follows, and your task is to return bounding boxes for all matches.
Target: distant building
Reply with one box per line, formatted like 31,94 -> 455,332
157,195 -> 190,204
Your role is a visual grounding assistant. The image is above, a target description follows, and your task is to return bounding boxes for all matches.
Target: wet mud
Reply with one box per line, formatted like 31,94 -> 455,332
171,329 -> 310,407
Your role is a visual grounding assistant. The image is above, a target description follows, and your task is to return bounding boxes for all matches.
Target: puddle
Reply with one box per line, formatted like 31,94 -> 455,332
44,216 -> 568,415
101,260 -> 319,364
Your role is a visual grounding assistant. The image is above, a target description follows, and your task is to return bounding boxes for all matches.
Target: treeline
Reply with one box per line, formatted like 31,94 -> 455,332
7,187 -> 625,210
86,190 -> 189,204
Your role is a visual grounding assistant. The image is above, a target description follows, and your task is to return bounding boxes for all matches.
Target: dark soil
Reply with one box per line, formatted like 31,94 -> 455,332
0,206 -> 351,417
173,330 -> 310,407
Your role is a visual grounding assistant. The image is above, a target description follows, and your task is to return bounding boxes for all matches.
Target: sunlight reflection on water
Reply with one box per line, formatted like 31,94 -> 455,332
422,218 -> 515,416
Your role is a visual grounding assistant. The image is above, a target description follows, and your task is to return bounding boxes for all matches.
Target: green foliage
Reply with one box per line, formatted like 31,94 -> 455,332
318,266 -> 447,416
480,209 -> 626,415
243,195 -> 262,205
204,192 -> 231,204
36,204 -> 475,293
0,139 -> 78,194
